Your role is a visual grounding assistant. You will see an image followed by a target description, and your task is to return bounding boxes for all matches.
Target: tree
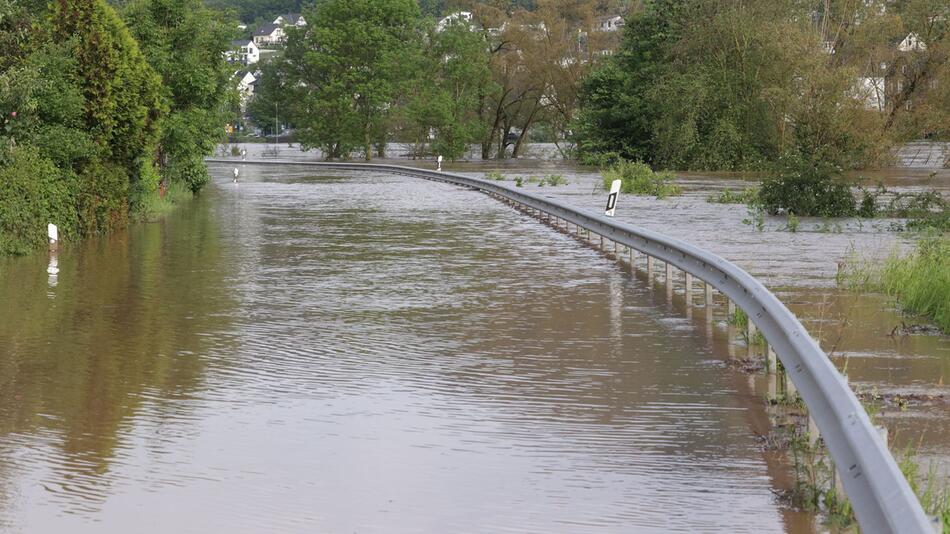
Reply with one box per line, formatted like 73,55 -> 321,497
50,0 -> 165,232
283,0 -> 423,160
403,16 -> 493,159
121,0 -> 235,193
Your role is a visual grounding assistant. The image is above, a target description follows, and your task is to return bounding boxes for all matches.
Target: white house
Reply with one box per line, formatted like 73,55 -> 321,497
596,15 -> 624,32
898,32 -> 927,52
227,39 -> 259,65
253,24 -> 286,46
236,71 -> 257,110
273,13 -> 306,27
436,11 -> 474,32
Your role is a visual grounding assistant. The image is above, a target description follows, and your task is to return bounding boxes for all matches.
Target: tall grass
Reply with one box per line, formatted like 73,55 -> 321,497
880,235 -> 950,332
839,235 -> 949,333
601,160 -> 681,199
135,181 -> 193,222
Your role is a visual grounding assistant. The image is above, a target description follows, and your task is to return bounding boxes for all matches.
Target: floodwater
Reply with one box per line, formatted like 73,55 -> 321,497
0,148 -> 945,533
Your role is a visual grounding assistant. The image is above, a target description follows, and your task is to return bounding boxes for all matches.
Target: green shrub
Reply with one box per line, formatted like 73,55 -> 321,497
0,146 -> 79,255
485,170 -> 504,181
758,159 -> 856,217
601,160 -> 681,199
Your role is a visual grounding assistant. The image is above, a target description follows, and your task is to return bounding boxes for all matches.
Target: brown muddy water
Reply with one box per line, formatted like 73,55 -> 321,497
0,152 -> 946,533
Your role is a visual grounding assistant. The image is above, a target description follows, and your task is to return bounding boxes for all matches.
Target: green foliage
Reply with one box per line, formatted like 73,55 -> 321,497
785,212 -> 800,233
758,157 -> 857,217
707,187 -> 759,204
601,160 -> 681,198
515,177 -> 524,187
742,204 -> 765,232
839,235 -> 950,332
574,0 -> 894,172
881,235 -> 950,332
121,0 -> 234,192
0,146 -> 78,255
282,0 -> 422,160
543,174 -> 567,186
404,21 -> 491,160
485,170 -> 505,181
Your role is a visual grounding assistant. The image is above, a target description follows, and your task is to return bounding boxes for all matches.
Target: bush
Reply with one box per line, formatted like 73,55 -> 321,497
758,158 -> 856,217
0,146 -> 79,254
601,160 -> 681,199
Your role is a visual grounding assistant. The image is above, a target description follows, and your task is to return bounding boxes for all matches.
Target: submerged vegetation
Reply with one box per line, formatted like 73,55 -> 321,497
601,160 -> 681,199
839,235 -> 950,333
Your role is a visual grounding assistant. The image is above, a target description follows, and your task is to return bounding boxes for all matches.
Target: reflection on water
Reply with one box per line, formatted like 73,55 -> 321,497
0,163 -> 815,532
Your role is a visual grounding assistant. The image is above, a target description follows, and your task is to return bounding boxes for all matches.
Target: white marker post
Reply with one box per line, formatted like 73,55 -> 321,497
47,223 -> 58,251
437,155 -> 443,172
233,167 -> 239,182
47,223 -> 59,286
605,179 -> 621,217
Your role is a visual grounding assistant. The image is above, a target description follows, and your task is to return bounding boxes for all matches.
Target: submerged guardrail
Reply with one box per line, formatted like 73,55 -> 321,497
209,159 -> 934,533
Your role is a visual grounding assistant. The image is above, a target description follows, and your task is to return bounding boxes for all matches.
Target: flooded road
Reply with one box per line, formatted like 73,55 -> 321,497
0,162 -> 817,532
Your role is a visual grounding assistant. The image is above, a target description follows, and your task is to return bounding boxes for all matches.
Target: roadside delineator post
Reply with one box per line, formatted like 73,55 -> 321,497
685,272 -> 694,306
437,155 -> 443,172
47,223 -> 59,287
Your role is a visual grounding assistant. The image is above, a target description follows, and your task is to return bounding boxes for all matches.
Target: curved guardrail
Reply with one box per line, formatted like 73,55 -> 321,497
211,158 -> 933,533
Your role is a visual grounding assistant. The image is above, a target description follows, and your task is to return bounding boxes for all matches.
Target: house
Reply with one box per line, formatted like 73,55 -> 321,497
227,39 -> 259,65
273,13 -> 306,27
436,11 -> 474,32
236,71 -> 257,111
898,32 -> 927,52
595,15 -> 624,32
253,24 -> 286,46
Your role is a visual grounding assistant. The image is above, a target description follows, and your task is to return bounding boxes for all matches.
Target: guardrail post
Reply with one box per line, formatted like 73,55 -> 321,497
784,366 -> 798,399
705,282 -> 714,308
728,299 -> 736,317
808,415 -> 820,448
747,320 -> 757,344
767,346 -> 777,374
665,262 -> 673,283
685,272 -> 694,306
647,256 -> 654,278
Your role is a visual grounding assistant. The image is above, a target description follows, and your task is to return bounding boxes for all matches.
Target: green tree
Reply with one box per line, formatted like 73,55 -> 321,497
403,18 -> 492,159
282,0 -> 423,160
121,0 -> 235,193
51,0 -> 165,232
574,0 -> 686,164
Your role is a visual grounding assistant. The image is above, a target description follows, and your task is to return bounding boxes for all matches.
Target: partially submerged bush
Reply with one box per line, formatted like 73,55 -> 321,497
601,160 -> 681,199
758,158 -> 856,217
0,146 -> 79,255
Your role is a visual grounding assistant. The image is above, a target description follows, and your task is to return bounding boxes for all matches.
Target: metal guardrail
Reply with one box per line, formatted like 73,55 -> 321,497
210,159 -> 933,533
